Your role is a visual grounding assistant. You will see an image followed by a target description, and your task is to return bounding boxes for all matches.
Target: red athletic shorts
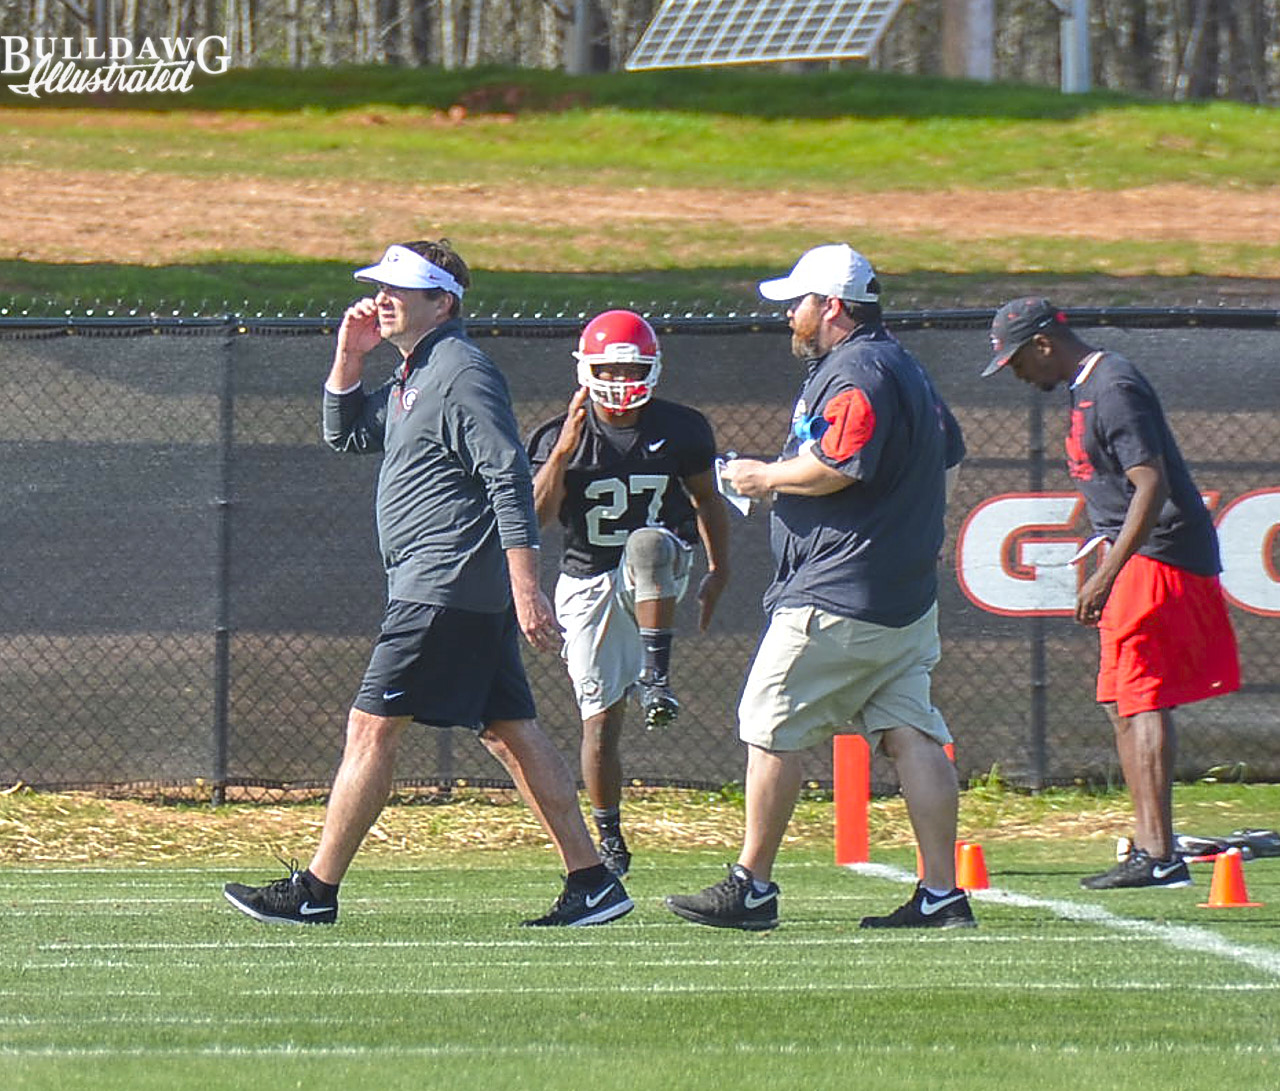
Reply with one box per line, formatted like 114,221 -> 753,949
1096,553 -> 1240,718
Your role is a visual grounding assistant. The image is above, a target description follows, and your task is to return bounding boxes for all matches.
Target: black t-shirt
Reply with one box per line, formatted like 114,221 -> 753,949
527,397 -> 717,577
1067,351 -> 1220,576
765,325 -> 966,627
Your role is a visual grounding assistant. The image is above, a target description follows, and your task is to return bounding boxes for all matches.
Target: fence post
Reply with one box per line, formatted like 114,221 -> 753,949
210,320 -> 237,805
1028,386 -> 1048,789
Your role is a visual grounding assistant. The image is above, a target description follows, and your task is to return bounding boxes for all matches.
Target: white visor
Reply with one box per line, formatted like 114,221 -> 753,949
353,245 -> 465,297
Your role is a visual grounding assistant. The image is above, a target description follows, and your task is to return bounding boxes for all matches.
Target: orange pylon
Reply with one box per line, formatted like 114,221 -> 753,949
957,842 -> 990,890
833,734 -> 871,865
1198,847 -> 1262,908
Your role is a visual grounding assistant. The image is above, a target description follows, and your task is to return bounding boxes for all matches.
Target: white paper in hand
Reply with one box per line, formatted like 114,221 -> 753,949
715,457 -> 752,516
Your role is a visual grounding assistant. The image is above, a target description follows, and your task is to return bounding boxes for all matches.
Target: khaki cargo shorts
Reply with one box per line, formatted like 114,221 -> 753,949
738,604 -> 951,753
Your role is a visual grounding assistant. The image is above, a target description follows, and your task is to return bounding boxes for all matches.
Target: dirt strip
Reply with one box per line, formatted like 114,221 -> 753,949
6,167 -> 1280,264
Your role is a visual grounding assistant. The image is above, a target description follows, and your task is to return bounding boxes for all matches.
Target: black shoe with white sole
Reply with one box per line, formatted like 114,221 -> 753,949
521,876 -> 634,927
665,864 -> 779,931
1080,849 -> 1191,890
223,862 -> 338,925
859,883 -> 976,929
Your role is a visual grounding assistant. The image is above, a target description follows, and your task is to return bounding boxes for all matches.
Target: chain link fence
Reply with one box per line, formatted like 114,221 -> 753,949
1,310 -> 1277,798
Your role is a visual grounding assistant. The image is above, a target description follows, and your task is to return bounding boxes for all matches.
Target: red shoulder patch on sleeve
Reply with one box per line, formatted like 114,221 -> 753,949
820,388 -> 876,462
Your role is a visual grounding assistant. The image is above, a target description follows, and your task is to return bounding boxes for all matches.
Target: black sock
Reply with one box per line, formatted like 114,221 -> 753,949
567,863 -> 612,890
592,806 -> 622,840
639,628 -> 673,681
302,870 -> 339,901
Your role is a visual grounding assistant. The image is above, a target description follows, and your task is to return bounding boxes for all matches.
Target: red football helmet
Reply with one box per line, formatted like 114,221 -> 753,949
574,309 -> 662,413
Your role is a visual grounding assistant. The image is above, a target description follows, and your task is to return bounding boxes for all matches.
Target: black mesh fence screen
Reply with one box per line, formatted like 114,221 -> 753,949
2,312 -> 1277,796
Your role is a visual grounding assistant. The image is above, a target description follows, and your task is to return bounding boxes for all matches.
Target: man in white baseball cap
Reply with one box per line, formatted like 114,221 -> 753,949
666,242 -> 971,933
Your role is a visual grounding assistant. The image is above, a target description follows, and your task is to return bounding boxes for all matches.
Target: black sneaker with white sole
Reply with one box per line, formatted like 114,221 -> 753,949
598,833 -> 632,879
665,864 -> 779,931
859,883 -> 976,929
521,876 -> 634,927
223,862 -> 338,925
1080,849 -> 1191,890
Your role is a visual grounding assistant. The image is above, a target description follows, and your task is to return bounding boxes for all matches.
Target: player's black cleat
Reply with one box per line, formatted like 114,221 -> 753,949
665,864 -> 779,931
598,833 -> 632,879
859,883 -> 976,929
638,671 -> 680,730
521,876 -> 634,927
1080,849 -> 1191,890
223,861 -> 338,925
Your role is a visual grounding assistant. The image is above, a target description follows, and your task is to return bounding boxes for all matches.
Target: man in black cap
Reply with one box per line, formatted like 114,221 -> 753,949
984,298 -> 1240,890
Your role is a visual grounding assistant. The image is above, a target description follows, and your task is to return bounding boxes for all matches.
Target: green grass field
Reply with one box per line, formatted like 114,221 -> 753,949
5,786 -> 1280,1090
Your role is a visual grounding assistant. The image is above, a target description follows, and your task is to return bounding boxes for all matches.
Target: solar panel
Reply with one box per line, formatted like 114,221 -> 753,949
626,0 -> 905,71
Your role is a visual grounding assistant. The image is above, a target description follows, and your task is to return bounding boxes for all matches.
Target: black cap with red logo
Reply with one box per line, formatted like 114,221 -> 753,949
983,297 -> 1068,377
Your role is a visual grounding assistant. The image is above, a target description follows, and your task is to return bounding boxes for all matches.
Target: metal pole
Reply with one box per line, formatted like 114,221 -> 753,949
1028,387 -> 1049,789
565,0 -> 592,75
210,321 -> 236,805
1059,0 -> 1092,93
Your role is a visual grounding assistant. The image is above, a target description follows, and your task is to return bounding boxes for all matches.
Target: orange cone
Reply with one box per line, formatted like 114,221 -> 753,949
1198,847 -> 1262,908
957,842 -> 990,890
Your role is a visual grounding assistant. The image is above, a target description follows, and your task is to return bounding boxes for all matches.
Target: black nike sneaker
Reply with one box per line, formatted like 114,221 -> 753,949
638,670 -> 680,730
665,864 -> 779,931
1080,849 -> 1191,890
223,862 -> 338,925
859,883 -> 976,929
521,875 -> 634,927
598,833 -> 632,879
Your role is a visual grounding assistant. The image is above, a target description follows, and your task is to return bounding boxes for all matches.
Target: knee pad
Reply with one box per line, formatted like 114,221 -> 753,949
623,527 -> 681,602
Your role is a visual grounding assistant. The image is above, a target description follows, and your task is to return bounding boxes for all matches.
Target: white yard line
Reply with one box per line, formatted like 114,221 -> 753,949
3,1040 -> 1279,1060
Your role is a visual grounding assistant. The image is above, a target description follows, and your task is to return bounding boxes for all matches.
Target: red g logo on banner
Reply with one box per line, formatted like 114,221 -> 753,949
956,489 -> 1280,617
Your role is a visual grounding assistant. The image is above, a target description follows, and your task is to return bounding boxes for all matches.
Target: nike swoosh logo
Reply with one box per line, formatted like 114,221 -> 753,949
382,689 -> 406,701
585,884 -> 617,908
920,893 -> 966,916
646,439 -> 666,452
743,890 -> 775,910
1152,862 -> 1184,879
299,902 -> 334,916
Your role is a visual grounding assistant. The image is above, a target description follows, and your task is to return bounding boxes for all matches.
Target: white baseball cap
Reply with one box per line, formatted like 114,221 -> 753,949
758,243 -> 879,303
353,245 -> 466,297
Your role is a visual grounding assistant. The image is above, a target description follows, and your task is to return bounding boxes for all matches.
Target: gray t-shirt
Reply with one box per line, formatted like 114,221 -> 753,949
323,319 -> 539,613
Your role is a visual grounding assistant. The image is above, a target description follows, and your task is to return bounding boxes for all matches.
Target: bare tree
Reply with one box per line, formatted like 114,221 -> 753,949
0,0 -> 1273,100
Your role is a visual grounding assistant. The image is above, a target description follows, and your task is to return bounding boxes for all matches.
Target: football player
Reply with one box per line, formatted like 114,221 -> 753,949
528,310 -> 731,877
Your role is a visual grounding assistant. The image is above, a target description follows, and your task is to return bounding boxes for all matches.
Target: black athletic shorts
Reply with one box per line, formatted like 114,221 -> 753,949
353,600 -> 537,728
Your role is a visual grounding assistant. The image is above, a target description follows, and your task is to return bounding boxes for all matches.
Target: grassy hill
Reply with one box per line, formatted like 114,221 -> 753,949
1,65 -> 1277,312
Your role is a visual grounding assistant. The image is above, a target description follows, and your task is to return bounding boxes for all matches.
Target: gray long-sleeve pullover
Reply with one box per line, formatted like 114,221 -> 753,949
323,319 -> 539,613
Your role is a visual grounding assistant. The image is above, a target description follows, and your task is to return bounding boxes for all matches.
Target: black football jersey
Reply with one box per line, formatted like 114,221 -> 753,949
527,397 -> 717,577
